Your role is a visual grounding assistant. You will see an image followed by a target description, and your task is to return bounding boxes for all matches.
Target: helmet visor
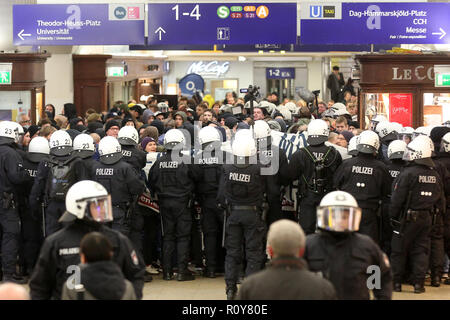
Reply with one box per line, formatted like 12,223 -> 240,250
398,133 -> 412,144
87,195 -> 113,223
440,140 -> 450,153
317,206 -> 361,232
402,147 -> 416,161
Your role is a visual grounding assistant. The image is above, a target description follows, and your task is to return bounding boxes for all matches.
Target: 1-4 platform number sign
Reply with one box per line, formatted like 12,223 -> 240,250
147,3 -> 296,45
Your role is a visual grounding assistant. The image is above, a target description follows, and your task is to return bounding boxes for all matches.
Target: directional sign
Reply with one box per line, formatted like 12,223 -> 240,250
13,4 -> 145,45
266,68 -> 295,79
300,2 -> 450,44
147,3 -> 297,45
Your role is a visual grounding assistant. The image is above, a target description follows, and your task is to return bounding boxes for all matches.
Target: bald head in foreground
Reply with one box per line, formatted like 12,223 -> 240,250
0,283 -> 30,300
236,220 -> 337,300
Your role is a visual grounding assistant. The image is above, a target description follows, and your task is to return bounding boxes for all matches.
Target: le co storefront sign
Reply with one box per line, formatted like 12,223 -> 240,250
356,53 -> 450,128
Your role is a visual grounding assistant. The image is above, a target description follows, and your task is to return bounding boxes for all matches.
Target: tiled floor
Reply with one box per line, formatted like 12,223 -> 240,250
143,274 -> 450,300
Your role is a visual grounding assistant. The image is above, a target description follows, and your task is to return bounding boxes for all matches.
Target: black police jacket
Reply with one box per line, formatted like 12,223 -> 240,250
73,154 -> 98,180
29,154 -> 88,208
258,145 -> 289,197
283,143 -> 342,196
304,231 -> 392,300
29,219 -> 145,300
435,153 -> 450,206
121,145 -> 147,175
387,160 -> 406,192
193,149 -> 226,197
334,153 -> 391,209
390,162 -> 445,220
17,155 -> 40,209
0,141 -> 32,196
217,161 -> 266,207
236,257 -> 336,300
148,150 -> 199,199
91,159 -> 145,207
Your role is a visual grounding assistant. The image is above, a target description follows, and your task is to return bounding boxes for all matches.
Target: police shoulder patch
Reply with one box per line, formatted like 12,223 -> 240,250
131,250 -> 139,266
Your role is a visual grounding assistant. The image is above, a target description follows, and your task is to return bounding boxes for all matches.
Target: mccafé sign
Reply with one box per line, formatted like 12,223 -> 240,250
392,65 -> 434,82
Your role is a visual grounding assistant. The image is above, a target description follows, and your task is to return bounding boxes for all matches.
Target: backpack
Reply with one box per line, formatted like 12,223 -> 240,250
301,146 -> 332,195
45,157 -> 77,201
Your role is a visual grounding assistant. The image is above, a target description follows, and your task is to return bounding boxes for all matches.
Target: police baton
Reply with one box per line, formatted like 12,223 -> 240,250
160,212 -> 164,238
41,201 -> 46,238
222,209 -> 226,248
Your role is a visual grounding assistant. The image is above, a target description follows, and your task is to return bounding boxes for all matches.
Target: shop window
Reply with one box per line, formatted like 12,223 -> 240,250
0,91 -> 31,122
423,93 -> 450,126
364,93 -> 412,128
211,79 -> 238,102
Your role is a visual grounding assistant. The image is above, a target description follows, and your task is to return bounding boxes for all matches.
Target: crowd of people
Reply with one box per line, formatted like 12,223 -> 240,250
0,88 -> 449,300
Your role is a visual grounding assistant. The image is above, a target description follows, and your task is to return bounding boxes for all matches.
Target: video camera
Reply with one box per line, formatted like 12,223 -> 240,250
240,85 -> 260,101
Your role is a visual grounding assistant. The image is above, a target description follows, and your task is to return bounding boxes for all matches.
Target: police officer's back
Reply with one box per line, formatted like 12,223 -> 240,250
72,133 -> 97,176
254,120 -> 289,225
217,131 -> 267,300
194,126 -> 226,278
436,132 -> 450,285
118,126 -> 146,175
90,136 -> 144,235
17,137 -> 50,276
283,119 -> 342,234
148,129 -> 199,281
390,135 -> 445,293
30,130 -> 87,236
304,191 -> 392,300
29,180 -> 145,300
379,140 -> 408,255
334,130 -> 391,243
0,121 -> 32,283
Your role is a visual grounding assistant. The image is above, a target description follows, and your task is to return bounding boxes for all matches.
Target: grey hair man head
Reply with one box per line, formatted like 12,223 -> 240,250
0,283 -> 30,300
267,219 -> 306,258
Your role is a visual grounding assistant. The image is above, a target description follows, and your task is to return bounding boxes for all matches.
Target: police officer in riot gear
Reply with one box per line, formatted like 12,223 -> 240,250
0,121 -> 32,283
377,122 -> 403,164
194,126 -> 226,278
283,119 -> 342,234
148,129 -> 199,281
72,133 -> 97,173
91,136 -> 145,236
347,136 -> 359,158
438,132 -> 450,285
370,115 -> 387,132
390,136 -> 445,293
381,140 -> 408,255
117,126 -> 147,267
304,191 -> 392,300
29,180 -> 145,299
17,137 -> 50,277
253,120 -> 288,226
118,126 -> 146,174
398,127 -> 414,145
429,127 -> 450,286
217,131 -> 267,300
30,130 -> 87,236
334,130 -> 391,244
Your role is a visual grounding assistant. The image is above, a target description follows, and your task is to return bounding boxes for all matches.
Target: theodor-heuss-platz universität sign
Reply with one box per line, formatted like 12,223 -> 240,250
13,4 -> 145,45
300,2 -> 450,44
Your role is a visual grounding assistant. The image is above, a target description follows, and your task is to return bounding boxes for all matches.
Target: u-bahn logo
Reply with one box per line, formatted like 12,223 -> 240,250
310,5 -> 335,18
